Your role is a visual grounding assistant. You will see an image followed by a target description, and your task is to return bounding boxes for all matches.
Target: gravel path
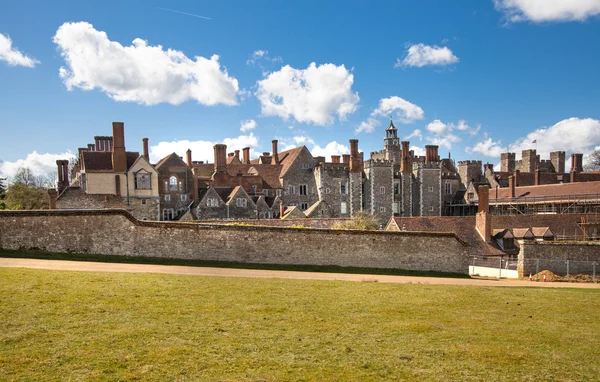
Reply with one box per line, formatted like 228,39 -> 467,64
1,257 -> 599,289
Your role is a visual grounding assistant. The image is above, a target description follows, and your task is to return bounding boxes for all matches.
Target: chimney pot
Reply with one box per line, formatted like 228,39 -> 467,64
331,155 -> 341,163
272,140 -> 279,164
243,147 -> 250,164
142,138 -> 149,161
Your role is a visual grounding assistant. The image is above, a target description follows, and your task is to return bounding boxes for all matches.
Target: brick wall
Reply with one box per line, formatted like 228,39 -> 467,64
0,210 -> 470,274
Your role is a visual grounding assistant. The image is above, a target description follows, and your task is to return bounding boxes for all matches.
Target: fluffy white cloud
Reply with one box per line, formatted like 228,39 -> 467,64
240,119 -> 257,132
410,146 -> 426,157
424,119 -> 480,149
372,96 -> 425,123
311,141 -> 349,159
494,0 -> 600,23
406,129 -> 423,141
426,119 -> 451,135
149,134 -> 259,163
396,44 -> 459,68
0,33 -> 39,68
466,136 -> 505,157
355,118 -> 379,134
0,151 -> 75,180
255,62 -> 360,125
466,118 -> 600,159
356,96 -> 424,134
53,22 -> 239,106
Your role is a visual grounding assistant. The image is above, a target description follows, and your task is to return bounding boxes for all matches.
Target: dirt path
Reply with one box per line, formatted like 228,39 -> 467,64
1,257 -> 599,289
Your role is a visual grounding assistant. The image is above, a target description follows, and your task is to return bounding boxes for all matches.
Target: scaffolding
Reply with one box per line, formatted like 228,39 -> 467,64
489,192 -> 600,215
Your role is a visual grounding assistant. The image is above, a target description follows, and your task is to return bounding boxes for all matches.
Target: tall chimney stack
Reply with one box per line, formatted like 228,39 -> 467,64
48,189 -> 58,210
56,160 -> 64,191
94,136 -> 100,151
62,160 -> 69,188
186,149 -> 192,167
142,138 -> 149,161
401,141 -> 411,174
331,155 -> 341,163
243,147 -> 250,164
272,140 -> 279,164
349,139 -> 361,173
342,154 -> 350,164
112,122 -> 127,172
534,166 -> 540,186
476,184 -> 492,242
234,150 -> 240,161
508,175 -> 515,198
213,144 -> 227,173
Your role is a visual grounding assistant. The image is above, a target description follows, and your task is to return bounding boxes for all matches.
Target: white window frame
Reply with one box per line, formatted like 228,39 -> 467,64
299,184 -> 307,195
340,183 -> 347,195
325,188 -> 331,194
379,206 -> 386,213
207,198 -> 219,207
134,173 -> 151,190
341,201 -> 347,214
236,198 -> 247,208
288,185 -> 296,195
380,186 -> 385,194
428,206 -> 435,212
301,202 -> 309,211
169,176 -> 178,191
393,202 -> 399,214
164,194 -> 171,202
445,182 -> 452,195
180,194 -> 187,202
277,189 -> 282,197
428,186 -> 434,192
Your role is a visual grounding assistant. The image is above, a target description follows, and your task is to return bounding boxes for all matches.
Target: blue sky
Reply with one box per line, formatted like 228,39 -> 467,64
1,0 -> 600,178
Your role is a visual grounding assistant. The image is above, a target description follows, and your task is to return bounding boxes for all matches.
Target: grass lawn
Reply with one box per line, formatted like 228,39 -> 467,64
1,268 -> 599,381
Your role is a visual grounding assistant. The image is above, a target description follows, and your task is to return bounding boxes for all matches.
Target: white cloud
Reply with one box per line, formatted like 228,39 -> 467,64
0,151 -> 75,180
466,117 -> 600,159
53,22 -> 239,106
410,146 -> 426,157
0,33 -> 39,68
426,119 -> 451,135
425,119 -> 477,149
293,136 -> 315,146
240,119 -> 257,132
396,44 -> 459,68
311,141 -> 349,159
494,0 -> 600,23
356,96 -> 424,134
246,49 -> 282,65
355,118 -> 380,134
372,96 -> 425,123
255,62 -> 360,125
406,129 -> 423,141
466,136 -> 505,157
149,134 -> 259,163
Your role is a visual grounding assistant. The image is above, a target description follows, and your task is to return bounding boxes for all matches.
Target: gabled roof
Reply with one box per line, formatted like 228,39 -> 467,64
278,146 -> 307,177
531,227 -> 554,238
282,205 -> 306,219
154,152 -> 188,170
512,228 -> 534,239
250,165 -> 283,189
493,229 -> 514,239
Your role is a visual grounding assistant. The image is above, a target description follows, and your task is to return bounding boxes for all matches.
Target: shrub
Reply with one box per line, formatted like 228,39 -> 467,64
333,212 -> 379,231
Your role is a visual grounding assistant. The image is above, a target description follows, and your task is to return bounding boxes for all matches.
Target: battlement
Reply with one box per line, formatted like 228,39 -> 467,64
458,160 -> 483,166
414,162 -> 442,170
366,158 -> 393,167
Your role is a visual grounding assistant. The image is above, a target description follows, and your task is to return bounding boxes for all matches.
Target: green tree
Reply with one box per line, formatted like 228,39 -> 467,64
0,177 -> 6,199
333,211 -> 379,231
4,182 -> 49,210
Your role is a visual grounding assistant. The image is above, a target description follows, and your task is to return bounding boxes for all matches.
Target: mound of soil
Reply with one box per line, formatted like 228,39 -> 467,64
532,270 -> 597,283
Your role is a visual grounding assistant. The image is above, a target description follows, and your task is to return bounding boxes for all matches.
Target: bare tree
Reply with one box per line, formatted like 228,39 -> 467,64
584,150 -> 600,172
12,167 -> 55,188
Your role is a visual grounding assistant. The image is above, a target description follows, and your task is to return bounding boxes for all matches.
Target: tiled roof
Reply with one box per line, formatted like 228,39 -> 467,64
278,146 -> 305,177
83,152 -> 113,171
531,227 -> 553,237
490,180 -> 600,200
193,163 -> 214,178
512,228 -> 533,239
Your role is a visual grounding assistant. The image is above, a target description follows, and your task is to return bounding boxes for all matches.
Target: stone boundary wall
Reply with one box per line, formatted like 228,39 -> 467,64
196,218 -> 352,229
0,210 -> 470,274
518,241 -> 600,278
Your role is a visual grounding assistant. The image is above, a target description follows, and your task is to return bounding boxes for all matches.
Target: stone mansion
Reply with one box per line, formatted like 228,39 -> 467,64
51,120 -> 595,223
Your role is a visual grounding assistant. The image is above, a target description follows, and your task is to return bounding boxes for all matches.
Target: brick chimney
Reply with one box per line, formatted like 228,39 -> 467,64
349,139 -> 362,173
425,145 -> 439,162
87,144 -> 95,151
272,140 -> 279,164
331,155 -> 341,163
48,189 -> 58,210
279,199 -> 284,219
234,150 -> 240,161
534,166 -> 540,186
62,160 -> 69,189
112,122 -> 127,173
186,149 -> 192,167
508,175 -> 515,198
192,175 -> 199,203
94,136 -> 101,151
213,144 -> 227,173
513,170 -> 520,187
142,138 -> 149,161
56,160 -> 64,188
243,147 -> 250,164
107,136 -> 113,152
475,184 -> 491,242
342,154 -> 350,164
401,141 -> 411,174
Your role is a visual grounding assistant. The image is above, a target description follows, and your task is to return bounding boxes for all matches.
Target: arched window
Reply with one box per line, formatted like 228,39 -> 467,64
169,176 -> 178,191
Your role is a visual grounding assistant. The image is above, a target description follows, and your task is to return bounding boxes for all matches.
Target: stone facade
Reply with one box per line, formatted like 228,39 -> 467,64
518,241 -> 600,278
0,210 -> 471,274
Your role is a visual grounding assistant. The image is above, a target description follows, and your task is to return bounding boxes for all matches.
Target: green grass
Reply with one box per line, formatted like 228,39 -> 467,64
1,268 -> 599,381
0,249 -> 470,279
